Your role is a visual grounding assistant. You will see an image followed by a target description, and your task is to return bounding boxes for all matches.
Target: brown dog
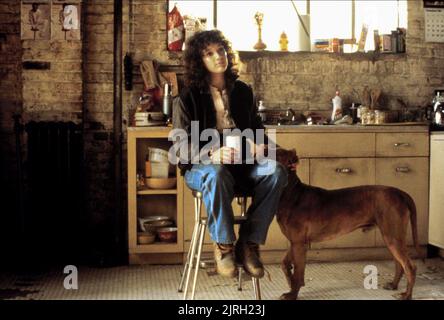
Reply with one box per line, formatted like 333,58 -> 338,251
275,148 -> 420,300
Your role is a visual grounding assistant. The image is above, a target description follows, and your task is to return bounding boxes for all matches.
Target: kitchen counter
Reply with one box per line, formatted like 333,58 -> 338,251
128,123 -> 429,133
265,123 -> 429,133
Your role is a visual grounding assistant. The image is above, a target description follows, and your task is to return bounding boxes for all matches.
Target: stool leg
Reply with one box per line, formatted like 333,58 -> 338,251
190,221 -> 206,300
183,195 -> 202,299
237,266 -> 243,291
178,219 -> 199,292
241,196 -> 247,217
252,277 -> 261,300
183,222 -> 201,300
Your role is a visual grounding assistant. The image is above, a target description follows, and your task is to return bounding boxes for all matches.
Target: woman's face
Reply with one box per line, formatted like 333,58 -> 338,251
201,43 -> 228,74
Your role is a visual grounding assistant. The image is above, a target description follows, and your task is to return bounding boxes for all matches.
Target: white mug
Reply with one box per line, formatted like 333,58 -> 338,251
225,135 -> 241,163
226,135 -> 241,151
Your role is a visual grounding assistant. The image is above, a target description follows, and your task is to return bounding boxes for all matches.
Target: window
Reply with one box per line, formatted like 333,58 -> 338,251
168,0 -> 407,52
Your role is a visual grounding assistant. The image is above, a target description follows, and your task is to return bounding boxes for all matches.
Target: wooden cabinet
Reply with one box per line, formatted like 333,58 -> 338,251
375,157 -> 429,246
273,126 -> 429,252
127,128 -> 184,264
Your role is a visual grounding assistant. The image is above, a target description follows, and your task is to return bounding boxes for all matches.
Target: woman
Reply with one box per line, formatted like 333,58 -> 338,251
172,30 -> 287,278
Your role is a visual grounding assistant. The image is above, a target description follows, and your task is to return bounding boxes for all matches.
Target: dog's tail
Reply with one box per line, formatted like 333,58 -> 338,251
403,191 -> 422,262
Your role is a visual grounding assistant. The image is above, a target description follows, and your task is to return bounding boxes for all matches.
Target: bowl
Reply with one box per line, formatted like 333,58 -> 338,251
157,227 -> 178,243
137,232 -> 156,244
148,147 -> 169,163
144,219 -> 174,233
150,162 -> 170,178
138,216 -> 170,231
145,177 -> 177,189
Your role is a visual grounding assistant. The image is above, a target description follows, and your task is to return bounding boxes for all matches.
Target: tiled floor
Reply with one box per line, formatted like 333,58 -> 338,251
1,258 -> 443,300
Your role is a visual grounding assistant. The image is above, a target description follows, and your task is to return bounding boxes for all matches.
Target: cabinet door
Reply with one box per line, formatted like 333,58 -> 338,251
310,158 -> 376,249
375,157 -> 429,246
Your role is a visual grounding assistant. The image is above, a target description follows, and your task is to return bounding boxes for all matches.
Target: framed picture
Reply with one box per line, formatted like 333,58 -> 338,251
51,2 -> 81,40
21,1 -> 51,40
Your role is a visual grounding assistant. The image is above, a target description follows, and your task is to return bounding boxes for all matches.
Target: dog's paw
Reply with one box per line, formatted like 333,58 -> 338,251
383,282 -> 398,290
279,292 -> 299,300
392,292 -> 412,300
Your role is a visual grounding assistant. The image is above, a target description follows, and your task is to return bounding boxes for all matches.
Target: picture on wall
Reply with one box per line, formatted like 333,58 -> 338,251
21,1 -> 51,40
52,1 -> 81,40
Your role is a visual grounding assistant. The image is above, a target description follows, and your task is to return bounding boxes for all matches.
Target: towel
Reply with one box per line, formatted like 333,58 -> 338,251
140,60 -> 160,91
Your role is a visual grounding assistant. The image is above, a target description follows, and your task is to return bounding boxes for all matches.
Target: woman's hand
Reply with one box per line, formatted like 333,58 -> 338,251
210,146 -> 239,164
253,143 -> 268,161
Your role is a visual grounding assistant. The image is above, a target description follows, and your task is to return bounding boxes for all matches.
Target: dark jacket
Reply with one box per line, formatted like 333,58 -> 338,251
172,80 -> 269,175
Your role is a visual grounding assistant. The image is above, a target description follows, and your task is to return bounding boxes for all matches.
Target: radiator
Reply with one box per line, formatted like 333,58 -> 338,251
24,121 -> 84,265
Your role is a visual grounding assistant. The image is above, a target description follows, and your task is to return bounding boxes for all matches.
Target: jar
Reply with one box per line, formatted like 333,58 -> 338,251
368,110 -> 376,124
374,110 -> 386,124
358,106 -> 369,120
359,106 -> 370,124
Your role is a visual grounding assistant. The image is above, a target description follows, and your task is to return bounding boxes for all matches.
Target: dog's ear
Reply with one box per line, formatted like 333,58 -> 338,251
291,149 -> 299,164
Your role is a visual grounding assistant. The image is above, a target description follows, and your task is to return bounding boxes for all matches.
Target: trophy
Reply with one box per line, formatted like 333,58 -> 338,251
253,12 -> 267,51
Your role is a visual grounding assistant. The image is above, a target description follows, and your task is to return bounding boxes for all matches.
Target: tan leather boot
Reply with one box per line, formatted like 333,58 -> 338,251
214,243 -> 237,278
235,241 -> 264,278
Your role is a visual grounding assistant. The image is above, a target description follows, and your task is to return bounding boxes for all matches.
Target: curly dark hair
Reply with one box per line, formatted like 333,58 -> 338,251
183,30 -> 238,89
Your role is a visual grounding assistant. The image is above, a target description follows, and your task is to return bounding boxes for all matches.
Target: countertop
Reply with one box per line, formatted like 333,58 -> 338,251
128,123 -> 430,133
264,123 -> 429,133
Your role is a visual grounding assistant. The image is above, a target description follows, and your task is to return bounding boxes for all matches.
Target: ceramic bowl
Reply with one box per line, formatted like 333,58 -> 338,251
145,177 -> 177,189
137,232 -> 156,244
144,219 -> 174,233
157,227 -> 178,243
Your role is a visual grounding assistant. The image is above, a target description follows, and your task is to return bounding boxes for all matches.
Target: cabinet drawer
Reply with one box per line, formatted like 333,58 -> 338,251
310,158 -> 376,248
276,133 -> 375,158
310,158 -> 375,189
375,157 -> 429,245
376,133 -> 429,157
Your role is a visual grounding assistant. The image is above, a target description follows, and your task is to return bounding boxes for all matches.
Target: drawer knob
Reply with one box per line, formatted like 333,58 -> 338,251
336,168 -> 352,173
394,142 -> 410,147
396,166 -> 410,173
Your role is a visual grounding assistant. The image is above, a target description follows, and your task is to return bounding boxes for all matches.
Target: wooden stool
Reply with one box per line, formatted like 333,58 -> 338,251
178,189 -> 261,300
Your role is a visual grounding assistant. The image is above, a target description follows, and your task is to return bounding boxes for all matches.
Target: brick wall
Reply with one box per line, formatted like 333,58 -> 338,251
237,1 -> 444,113
0,0 -> 22,260
82,0 -> 117,264
124,1 -> 444,115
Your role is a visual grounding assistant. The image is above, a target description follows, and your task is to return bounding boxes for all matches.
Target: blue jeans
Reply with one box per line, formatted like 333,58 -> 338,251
184,160 -> 288,245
